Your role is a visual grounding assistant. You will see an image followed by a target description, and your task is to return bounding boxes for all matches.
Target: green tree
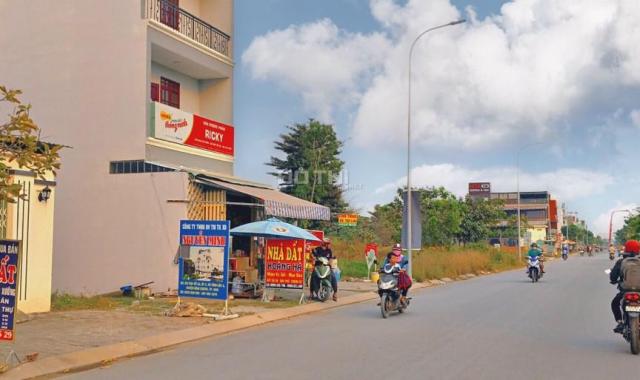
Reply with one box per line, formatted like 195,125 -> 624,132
0,86 -> 61,203
458,196 -> 507,244
419,187 -> 464,246
268,119 -> 347,214
615,211 -> 640,244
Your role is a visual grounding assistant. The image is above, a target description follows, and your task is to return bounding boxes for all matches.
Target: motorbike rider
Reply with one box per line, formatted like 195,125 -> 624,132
310,238 -> 338,301
610,244 -> 616,257
609,239 -> 640,333
377,244 -> 412,304
528,243 -> 545,274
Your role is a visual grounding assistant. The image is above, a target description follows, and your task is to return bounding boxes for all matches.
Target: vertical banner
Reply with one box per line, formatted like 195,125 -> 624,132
178,220 -> 230,300
364,243 -> 378,272
0,240 -> 19,341
401,190 -> 422,249
265,239 -> 305,289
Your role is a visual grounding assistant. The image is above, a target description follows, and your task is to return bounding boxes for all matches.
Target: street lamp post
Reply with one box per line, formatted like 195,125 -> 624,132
609,209 -> 632,248
516,142 -> 544,261
406,19 -> 465,276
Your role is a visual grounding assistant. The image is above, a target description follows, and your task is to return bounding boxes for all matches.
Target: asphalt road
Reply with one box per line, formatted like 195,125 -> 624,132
65,254 -> 639,380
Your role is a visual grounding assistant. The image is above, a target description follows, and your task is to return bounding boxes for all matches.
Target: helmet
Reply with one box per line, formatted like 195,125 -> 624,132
625,240 -> 640,255
392,243 -> 402,254
531,243 -> 538,248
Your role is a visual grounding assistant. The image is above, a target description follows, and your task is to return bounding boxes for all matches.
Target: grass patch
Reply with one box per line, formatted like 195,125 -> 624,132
339,260 -> 369,279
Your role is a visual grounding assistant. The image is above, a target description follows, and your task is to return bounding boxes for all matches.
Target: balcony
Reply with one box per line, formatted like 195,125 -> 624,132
145,0 -> 230,58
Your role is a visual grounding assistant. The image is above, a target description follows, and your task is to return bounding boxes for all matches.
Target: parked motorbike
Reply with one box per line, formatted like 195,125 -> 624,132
311,257 -> 333,302
527,256 -> 542,283
378,265 -> 409,318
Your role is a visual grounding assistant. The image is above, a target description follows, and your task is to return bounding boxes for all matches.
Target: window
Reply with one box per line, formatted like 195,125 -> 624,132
109,160 -> 174,174
160,77 -> 180,108
150,83 -> 159,102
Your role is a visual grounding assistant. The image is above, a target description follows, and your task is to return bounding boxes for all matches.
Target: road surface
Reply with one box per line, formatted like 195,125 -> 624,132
65,254 -> 638,380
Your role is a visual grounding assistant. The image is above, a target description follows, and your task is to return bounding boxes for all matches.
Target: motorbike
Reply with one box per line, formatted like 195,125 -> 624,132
527,256 -> 542,283
378,265 -> 410,318
311,257 -> 333,302
562,251 -> 568,261
580,249 -> 585,257
621,291 -> 640,354
610,252 -> 616,261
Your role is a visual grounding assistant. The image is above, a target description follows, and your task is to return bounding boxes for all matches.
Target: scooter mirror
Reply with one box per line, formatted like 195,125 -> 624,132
605,269 -> 612,275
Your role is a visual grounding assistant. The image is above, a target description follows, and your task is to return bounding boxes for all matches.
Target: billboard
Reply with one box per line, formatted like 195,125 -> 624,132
337,214 -> 358,226
265,239 -> 305,289
152,102 -> 234,157
468,182 -> 491,197
0,240 -> 19,341
178,220 -> 230,300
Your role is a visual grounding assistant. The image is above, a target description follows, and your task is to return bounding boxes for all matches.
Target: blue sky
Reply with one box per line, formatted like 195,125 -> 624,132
232,0 -> 640,236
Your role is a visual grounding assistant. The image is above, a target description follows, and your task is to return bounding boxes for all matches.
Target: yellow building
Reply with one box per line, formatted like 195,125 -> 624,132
2,161 -> 56,314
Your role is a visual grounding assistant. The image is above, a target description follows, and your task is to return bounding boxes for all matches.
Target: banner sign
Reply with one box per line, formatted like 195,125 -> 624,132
153,102 -> 234,157
337,213 -> 358,226
178,220 -> 230,300
468,182 -> 491,197
0,240 -> 19,341
401,190 -> 422,249
265,239 -> 305,289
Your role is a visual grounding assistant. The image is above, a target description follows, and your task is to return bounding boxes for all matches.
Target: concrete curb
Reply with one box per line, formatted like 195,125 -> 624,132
6,283 -> 428,380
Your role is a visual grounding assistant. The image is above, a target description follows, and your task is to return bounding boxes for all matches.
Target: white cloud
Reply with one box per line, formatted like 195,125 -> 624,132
242,0 -> 640,149
631,109 -> 640,128
242,18 -> 390,121
374,163 -> 614,202
593,203 -> 638,237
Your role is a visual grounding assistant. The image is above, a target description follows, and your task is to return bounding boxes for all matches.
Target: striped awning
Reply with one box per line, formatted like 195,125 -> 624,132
195,175 -> 330,221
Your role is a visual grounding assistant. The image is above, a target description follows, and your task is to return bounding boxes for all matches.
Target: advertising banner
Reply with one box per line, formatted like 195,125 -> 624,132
265,239 -> 305,289
468,182 -> 491,198
364,243 -> 378,271
153,102 -> 234,157
0,240 -> 19,341
337,213 -> 358,226
178,220 -> 230,300
401,190 -> 422,249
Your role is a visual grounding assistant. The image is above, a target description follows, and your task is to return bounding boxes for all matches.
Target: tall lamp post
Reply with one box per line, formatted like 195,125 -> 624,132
406,19 -> 465,276
516,142 -> 544,261
609,209 -> 631,248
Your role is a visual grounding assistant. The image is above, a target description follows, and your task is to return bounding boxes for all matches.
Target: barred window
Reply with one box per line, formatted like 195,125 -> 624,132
109,160 -> 174,174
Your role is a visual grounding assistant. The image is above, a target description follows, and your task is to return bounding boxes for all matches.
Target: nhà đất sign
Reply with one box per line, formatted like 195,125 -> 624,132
0,240 -> 19,341
265,239 -> 305,289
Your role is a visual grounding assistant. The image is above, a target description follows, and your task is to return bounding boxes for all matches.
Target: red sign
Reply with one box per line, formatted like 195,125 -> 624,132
185,115 -> 234,156
364,243 -> 378,258
265,239 -> 305,289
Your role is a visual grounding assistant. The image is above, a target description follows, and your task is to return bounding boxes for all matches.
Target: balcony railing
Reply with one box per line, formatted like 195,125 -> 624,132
146,0 -> 231,58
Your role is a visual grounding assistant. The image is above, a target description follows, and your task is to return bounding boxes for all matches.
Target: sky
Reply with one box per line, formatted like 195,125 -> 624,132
233,0 -> 640,237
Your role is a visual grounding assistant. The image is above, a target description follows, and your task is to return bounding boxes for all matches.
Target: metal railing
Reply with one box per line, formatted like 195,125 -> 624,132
145,0 -> 231,58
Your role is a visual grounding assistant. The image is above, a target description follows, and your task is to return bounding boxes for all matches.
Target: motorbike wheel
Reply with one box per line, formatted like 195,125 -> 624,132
318,284 -> 331,303
531,269 -> 538,283
380,293 -> 389,319
630,316 -> 640,355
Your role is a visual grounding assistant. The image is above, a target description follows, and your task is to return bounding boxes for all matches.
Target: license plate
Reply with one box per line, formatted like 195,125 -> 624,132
626,306 -> 640,312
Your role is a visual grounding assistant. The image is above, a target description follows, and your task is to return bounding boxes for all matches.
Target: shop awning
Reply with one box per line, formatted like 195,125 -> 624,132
195,175 -> 331,221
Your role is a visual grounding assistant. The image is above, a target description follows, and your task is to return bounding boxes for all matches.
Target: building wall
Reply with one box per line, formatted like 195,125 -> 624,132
151,62 -> 202,115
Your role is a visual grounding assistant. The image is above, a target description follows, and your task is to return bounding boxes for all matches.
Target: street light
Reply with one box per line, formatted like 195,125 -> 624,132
516,142 -> 544,261
609,209 -> 632,248
406,19 -> 466,277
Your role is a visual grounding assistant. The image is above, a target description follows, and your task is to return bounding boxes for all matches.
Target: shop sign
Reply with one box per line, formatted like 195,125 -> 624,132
0,240 -> 19,341
152,102 -> 234,157
337,213 -> 358,226
265,239 -> 305,289
178,220 -> 230,300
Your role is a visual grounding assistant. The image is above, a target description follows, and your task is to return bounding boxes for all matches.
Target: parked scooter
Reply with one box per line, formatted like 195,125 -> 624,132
378,264 -> 409,318
528,256 -> 542,283
311,257 -> 333,302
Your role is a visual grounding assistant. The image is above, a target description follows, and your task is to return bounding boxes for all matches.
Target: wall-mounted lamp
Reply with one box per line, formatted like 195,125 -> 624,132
38,186 -> 52,202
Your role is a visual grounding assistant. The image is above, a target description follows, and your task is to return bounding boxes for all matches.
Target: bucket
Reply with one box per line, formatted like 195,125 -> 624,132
370,272 -> 380,282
